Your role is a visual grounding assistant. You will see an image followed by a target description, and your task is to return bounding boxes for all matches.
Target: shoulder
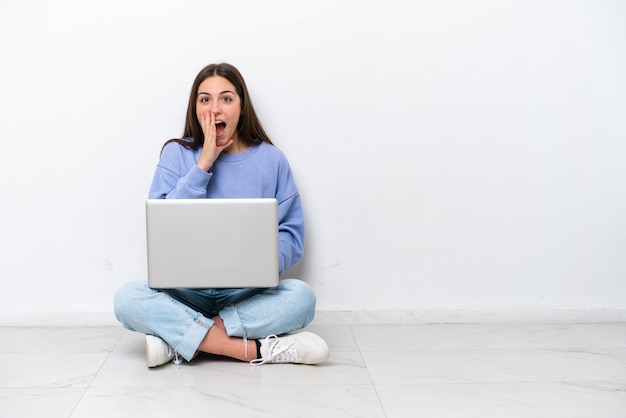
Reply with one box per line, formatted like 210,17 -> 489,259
256,142 -> 297,187
257,141 -> 289,164
157,138 -> 198,171
161,138 -> 194,153
160,138 -> 196,159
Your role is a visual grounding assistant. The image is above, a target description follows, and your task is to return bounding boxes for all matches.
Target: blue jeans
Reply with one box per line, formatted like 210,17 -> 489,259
113,279 -> 316,361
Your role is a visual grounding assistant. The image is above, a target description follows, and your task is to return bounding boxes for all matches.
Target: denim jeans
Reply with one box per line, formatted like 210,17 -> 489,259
113,279 -> 316,361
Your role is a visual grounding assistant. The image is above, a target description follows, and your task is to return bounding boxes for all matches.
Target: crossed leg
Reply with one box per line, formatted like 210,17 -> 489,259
197,316 -> 257,361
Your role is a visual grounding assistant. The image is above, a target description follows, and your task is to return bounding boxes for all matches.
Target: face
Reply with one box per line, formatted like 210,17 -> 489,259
196,76 -> 242,148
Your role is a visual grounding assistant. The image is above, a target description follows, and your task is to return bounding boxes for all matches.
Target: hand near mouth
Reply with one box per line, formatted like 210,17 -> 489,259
197,110 -> 234,172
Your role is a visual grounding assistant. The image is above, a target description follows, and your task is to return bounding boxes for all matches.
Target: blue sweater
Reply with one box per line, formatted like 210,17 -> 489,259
148,140 -> 304,276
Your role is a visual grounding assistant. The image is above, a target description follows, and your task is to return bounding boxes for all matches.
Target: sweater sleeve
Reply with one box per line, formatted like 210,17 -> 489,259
148,143 -> 211,199
278,190 -> 305,275
275,153 -> 305,275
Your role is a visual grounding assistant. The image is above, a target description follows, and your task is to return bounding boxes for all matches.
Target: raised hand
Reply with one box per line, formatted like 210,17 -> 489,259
196,110 -> 234,172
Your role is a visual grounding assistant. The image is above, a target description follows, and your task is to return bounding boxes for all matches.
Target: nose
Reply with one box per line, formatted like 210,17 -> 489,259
209,101 -> 221,114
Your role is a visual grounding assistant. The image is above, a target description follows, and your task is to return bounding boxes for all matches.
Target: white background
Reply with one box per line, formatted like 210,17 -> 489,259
1,0 -> 625,324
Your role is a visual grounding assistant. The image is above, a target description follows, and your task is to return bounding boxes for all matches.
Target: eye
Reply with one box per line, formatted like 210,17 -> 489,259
198,95 -> 210,103
222,96 -> 233,103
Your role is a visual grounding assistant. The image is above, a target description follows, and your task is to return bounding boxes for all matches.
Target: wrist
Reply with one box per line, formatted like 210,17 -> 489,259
197,155 -> 215,172
197,162 -> 212,172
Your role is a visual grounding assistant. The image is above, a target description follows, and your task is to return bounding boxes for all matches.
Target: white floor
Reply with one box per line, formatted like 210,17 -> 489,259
1,322 -> 626,417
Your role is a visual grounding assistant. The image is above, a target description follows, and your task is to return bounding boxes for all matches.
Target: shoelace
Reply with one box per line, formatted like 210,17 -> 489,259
250,334 -> 298,366
160,343 -> 181,367
173,350 -> 182,366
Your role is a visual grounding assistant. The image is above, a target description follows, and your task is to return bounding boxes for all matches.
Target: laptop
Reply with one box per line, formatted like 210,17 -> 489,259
145,198 -> 279,288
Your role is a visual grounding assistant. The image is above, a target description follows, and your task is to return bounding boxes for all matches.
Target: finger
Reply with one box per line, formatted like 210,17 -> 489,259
202,111 -> 216,143
208,112 -> 216,136
200,110 -> 210,133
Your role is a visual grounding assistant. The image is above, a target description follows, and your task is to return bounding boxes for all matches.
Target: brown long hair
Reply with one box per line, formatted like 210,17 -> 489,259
163,63 -> 272,150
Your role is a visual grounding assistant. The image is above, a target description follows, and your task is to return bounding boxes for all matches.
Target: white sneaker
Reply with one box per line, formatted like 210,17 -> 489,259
145,334 -> 175,368
251,332 -> 329,365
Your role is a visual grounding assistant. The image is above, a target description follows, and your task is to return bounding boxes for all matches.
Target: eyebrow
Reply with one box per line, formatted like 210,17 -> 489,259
197,90 -> 236,96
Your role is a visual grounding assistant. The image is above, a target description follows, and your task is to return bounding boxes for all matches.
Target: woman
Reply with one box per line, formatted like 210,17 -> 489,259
114,63 -> 329,367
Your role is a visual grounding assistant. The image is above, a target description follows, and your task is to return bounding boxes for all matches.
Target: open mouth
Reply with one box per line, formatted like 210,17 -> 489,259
215,121 -> 226,137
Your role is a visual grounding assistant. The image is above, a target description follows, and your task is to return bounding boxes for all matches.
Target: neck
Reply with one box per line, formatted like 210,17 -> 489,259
223,139 -> 249,154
